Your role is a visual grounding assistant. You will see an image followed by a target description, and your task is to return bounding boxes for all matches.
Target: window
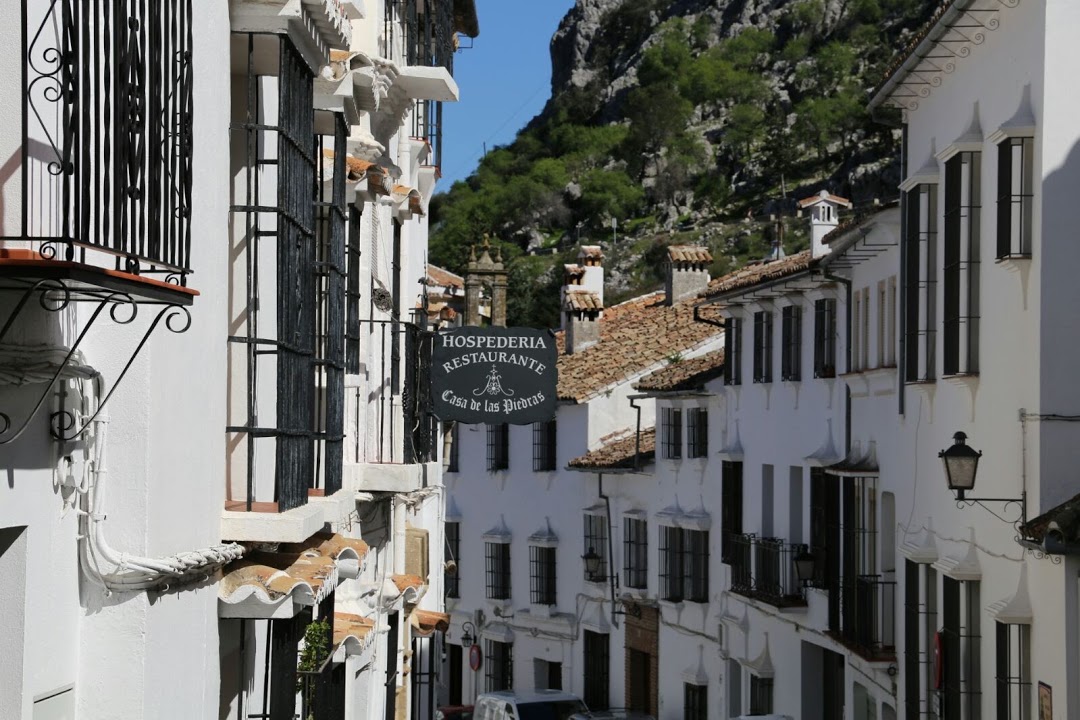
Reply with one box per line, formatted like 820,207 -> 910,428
861,287 -> 871,370
721,461 -> 744,563
943,152 -> 981,376
724,316 -> 742,385
809,468 -> 837,589
753,310 -> 774,383
749,675 -> 774,715
904,184 -> 938,382
529,546 -> 556,605
942,577 -> 981,720
485,542 -> 511,599
781,304 -> 802,381
660,526 -> 709,603
446,422 -> 459,473
486,424 -> 509,471
445,522 -> 460,599
584,631 -> 610,710
584,514 -> 609,582
532,420 -> 557,471
623,517 -> 648,590
887,278 -> 897,366
995,622 -> 1030,720
662,408 -> 683,459
346,207 -> 363,374
814,299 -> 838,378
684,684 -> 707,720
904,561 -> 939,720
485,639 -> 513,692
852,290 -> 862,372
687,408 -> 708,458
996,137 -> 1034,259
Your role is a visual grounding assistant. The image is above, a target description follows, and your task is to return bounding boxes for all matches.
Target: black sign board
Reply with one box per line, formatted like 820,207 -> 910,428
431,326 -> 558,424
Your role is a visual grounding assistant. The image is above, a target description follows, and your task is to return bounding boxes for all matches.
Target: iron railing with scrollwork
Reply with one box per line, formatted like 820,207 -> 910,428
829,574 -> 897,660
728,534 -> 808,608
9,0 -> 194,283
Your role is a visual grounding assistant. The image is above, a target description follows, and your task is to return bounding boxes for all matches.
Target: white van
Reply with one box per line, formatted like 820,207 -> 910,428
474,690 -> 587,720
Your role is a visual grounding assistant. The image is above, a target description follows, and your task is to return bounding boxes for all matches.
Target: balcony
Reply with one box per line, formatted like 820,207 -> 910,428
728,534 -> 808,609
828,574 -> 897,661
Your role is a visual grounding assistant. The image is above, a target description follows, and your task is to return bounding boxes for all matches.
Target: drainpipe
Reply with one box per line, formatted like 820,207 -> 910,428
693,304 -> 726,329
628,396 -> 643,471
598,473 -> 620,628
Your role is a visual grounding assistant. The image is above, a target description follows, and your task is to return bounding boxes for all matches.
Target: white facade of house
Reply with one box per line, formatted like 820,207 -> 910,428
0,0 -> 473,718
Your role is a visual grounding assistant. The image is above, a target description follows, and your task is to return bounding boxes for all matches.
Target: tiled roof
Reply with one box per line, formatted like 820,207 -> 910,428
556,292 -> 722,402
635,350 -> 725,392
700,250 -> 815,300
568,427 -> 656,470
872,0 -> 962,105
564,264 -> 585,279
410,609 -> 451,637
563,289 -> 603,312
322,149 -> 391,194
333,612 -> 376,655
821,201 -> 901,246
392,184 -> 425,216
798,191 -> 852,208
1021,491 -> 1080,544
667,245 -> 713,264
391,573 -> 425,594
427,264 -> 464,289
579,245 -> 603,261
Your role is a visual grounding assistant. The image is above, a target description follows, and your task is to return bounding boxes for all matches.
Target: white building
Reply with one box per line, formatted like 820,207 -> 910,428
0,1 -> 477,718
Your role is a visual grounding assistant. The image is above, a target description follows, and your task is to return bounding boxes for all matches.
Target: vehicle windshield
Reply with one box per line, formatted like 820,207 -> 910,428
516,700 -> 588,720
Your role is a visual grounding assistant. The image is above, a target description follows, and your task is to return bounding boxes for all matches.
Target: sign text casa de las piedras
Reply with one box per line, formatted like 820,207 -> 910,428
431,327 -> 557,425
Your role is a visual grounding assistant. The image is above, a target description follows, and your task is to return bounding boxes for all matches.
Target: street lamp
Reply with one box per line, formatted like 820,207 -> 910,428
582,548 -> 603,581
938,431 -> 1027,529
460,621 -> 476,649
793,548 -> 816,586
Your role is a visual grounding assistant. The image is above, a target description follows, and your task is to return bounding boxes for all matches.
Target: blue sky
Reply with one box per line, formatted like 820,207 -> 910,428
438,0 -> 576,190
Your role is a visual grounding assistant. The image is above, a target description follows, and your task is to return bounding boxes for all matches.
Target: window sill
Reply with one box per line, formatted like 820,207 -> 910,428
658,598 -> 685,611
995,253 -> 1032,264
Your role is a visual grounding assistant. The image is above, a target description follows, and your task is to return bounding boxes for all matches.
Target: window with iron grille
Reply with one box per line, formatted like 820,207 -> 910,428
996,137 -> 1034,260
781,304 -> 802,381
995,622 -> 1030,720
683,529 -> 710,602
904,561 -> 939,720
749,676 -> 773,715
583,631 -> 610,710
445,521 -> 460,599
904,184 -> 938,383
485,542 -> 511,600
724,317 -> 742,385
533,420 -> 557,471
684,684 -> 707,720
662,408 -> 683,459
687,409 -> 708,458
529,545 -> 557,605
809,467 -> 837,589
942,577 -> 981,720
623,517 -> 648,590
943,152 -> 981,376
721,461 -> 744,564
660,525 -> 684,602
346,206 -> 363,374
814,298 -> 838,378
584,514 -> 609,582
485,639 -> 513,692
487,424 -> 509,471
446,422 -> 459,473
753,311 -> 774,383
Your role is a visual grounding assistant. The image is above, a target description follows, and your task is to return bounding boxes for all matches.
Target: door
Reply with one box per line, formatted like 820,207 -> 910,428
449,644 -> 463,706
628,650 -> 651,714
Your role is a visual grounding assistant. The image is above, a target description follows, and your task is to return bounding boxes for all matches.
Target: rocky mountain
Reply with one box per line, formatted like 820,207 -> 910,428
429,0 -> 936,328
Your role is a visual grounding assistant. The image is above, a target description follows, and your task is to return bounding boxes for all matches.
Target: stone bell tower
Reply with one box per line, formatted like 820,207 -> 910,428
464,235 -> 508,327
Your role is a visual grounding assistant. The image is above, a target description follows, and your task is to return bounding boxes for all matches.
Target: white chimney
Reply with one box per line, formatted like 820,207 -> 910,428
578,245 -> 604,306
799,190 -> 853,258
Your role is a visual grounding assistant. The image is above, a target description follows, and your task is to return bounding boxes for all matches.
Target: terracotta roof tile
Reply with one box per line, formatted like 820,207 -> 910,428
563,289 -> 603,312
798,191 -> 853,208
556,292 -> 722,402
699,250 -> 816,300
427,264 -> 464,289
410,609 -> 451,637
578,245 -> 603,261
568,427 -> 656,470
333,612 -> 376,655
564,264 -> 585,279
322,149 -> 390,194
667,245 -> 713,264
635,350 -> 726,392
1021,491 -> 1080,544
392,184 -> 425,216
391,574 -> 425,594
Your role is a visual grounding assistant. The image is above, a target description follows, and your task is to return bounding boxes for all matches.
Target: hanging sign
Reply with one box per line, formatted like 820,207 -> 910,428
431,326 -> 557,425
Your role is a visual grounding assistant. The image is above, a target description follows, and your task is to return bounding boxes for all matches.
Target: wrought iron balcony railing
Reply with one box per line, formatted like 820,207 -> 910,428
728,534 -> 808,608
828,574 -> 897,661
7,0 -> 195,289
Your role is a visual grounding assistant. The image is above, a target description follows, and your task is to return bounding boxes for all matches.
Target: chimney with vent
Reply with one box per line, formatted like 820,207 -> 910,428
561,246 -> 604,353
800,190 -> 853,259
665,245 -> 713,305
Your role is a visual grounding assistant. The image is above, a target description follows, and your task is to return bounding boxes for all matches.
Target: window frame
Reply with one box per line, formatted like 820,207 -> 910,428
904,184 -> 938,383
683,529 -> 710,603
532,419 -> 557,472
623,517 -> 648,590
781,304 -> 802,381
721,461 -> 744,564
659,524 -> 684,602
749,675 -> 774,715
724,316 -> 742,386
942,576 -> 982,720
995,622 -> 1031,720
484,541 -> 511,600
485,639 -> 513,692
529,545 -> 557,605
752,310 -> 774,383
486,423 -> 509,471
814,298 -> 838,379
584,513 -> 609,582
996,136 -> 1034,260
943,152 -> 981,377
687,408 -> 708,458
583,630 -> 610,710
684,683 -> 707,720
662,407 -> 683,460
